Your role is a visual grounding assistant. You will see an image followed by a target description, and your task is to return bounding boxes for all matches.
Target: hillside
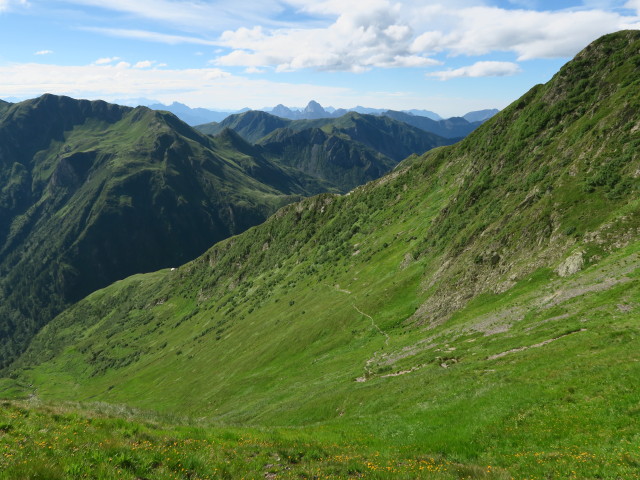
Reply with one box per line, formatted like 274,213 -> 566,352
0,100 -> 11,116
257,113 -> 454,191
0,95 -> 332,368
3,31 -> 640,478
196,110 -> 291,142
258,127 -> 395,193
197,111 -> 454,192
266,112 -> 455,161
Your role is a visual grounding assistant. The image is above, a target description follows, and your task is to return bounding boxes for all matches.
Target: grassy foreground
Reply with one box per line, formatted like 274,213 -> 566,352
3,398 -> 639,480
0,400 -> 513,480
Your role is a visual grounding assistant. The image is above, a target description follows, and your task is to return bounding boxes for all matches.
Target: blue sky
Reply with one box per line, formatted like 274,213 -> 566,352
0,0 -> 638,116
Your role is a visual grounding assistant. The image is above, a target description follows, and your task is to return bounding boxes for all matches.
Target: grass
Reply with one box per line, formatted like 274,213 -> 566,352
0,400 -> 511,480
5,241 -> 639,479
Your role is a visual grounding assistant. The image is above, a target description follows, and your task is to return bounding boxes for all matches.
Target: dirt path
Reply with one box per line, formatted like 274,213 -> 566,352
353,304 -> 390,345
324,284 -> 352,295
487,329 -> 587,360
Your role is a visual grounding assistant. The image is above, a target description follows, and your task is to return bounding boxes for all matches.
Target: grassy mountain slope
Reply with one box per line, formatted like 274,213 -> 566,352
4,31 -> 640,478
0,100 -> 11,116
0,95 -> 333,368
263,112 -> 455,162
195,110 -> 291,142
258,127 -> 396,193
200,110 -> 455,192
0,400 -> 521,479
256,111 -> 457,193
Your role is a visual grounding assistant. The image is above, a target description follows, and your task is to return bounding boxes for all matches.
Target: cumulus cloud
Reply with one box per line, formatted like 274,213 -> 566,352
208,1 -> 640,71
410,6 -> 640,60
94,57 -> 120,65
429,61 -> 522,81
214,2 -> 440,72
134,60 -> 155,69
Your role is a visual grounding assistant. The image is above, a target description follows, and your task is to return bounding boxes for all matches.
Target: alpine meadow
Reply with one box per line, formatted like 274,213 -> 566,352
0,25 -> 639,480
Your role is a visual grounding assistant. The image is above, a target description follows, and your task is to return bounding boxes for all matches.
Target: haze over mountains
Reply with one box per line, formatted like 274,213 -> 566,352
1,31 -> 639,479
140,98 -> 498,127
196,106 -> 484,141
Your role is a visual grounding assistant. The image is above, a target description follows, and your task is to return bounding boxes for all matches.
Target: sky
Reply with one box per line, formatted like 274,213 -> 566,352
0,0 -> 639,117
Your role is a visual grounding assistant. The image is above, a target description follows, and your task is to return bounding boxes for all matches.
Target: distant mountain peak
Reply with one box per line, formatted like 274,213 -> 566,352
304,100 -> 325,113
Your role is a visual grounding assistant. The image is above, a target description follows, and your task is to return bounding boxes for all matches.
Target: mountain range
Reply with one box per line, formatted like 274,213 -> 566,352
265,100 -> 497,124
0,95 -> 335,368
144,98 -> 497,126
0,95 -> 454,368
147,102 -> 240,126
1,30 -> 639,479
198,107 -> 481,140
196,110 -> 458,192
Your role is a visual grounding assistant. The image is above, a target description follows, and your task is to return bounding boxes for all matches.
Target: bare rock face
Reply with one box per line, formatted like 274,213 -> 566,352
556,250 -> 585,277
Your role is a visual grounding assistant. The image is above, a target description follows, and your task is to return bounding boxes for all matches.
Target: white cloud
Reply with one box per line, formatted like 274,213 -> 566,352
0,60 -> 514,116
11,1 -> 640,77
206,1 -> 640,72
0,61 -> 344,110
411,6 -> 640,60
134,60 -> 155,69
35,50 -> 53,55
0,0 -> 27,12
429,61 -> 522,81
245,66 -> 266,74
626,0 -> 640,13
94,57 -> 120,65
214,3 -> 440,72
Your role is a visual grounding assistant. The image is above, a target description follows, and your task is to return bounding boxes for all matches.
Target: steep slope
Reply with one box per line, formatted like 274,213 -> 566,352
0,95 -> 331,368
4,31 -> 640,478
0,100 -> 11,116
256,113 -> 455,191
262,112 -> 455,160
196,110 -> 291,142
257,127 -> 396,193
198,111 -> 454,192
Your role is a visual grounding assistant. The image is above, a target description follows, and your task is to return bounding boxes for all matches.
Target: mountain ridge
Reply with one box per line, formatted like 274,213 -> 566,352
0,94 -> 335,368
195,110 -> 455,192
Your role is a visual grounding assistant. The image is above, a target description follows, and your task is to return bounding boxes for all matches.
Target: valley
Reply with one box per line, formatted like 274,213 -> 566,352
1,30 -> 639,480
